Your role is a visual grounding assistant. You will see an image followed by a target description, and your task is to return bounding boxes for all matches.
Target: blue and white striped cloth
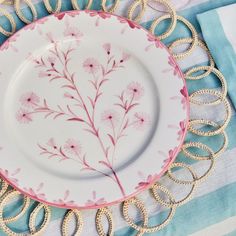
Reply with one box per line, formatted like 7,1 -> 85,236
0,0 -> 236,235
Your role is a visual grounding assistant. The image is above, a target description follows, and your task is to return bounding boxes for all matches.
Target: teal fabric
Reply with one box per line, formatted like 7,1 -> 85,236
116,182 -> 236,236
0,0 -> 236,235
226,229 -> 236,236
198,9 -> 236,109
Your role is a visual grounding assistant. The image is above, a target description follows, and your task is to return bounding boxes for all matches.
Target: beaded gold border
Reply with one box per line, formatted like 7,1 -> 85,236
0,0 -> 231,235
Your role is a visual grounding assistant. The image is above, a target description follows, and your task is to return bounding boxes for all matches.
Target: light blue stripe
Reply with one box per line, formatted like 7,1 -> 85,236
180,0 -> 236,32
116,182 -> 236,236
197,9 -> 236,109
226,229 -> 236,236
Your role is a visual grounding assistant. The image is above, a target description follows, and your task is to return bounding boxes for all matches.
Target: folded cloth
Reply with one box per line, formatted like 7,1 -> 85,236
197,3 -> 236,109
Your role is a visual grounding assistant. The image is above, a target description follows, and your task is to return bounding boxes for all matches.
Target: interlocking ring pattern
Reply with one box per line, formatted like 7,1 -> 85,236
0,0 -> 231,235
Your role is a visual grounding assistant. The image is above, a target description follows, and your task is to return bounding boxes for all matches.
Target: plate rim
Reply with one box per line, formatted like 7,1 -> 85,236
0,9 -> 190,209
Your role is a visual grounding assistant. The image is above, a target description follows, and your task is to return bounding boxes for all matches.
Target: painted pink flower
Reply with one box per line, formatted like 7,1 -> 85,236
20,92 -> 40,108
101,110 -> 120,127
120,52 -> 130,63
16,109 -> 32,124
64,139 -> 81,156
135,174 -> 158,190
46,32 -> 55,43
64,92 -> 75,99
47,56 -> 56,66
133,112 -> 151,130
168,56 -> 182,78
126,82 -> 144,100
64,27 -> 83,44
85,191 -> 106,207
39,71 -> 51,78
47,138 -> 58,150
83,58 -> 100,74
103,43 -> 111,55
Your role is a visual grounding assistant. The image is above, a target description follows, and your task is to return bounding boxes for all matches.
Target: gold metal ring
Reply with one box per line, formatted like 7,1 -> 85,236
0,7 -> 16,36
168,147 -> 214,184
189,93 -> 231,136
96,207 -> 114,236
62,210 -> 83,236
0,190 -> 29,236
169,38 -> 215,80
127,0 -> 147,23
43,0 -> 62,13
0,180 -> 8,197
71,0 -> 92,10
14,0 -> 37,24
101,0 -> 120,13
149,1 -> 177,40
188,68 -> 227,105
29,203 -> 51,234
3,195 -> 30,224
152,180 -> 196,207
183,122 -> 228,159
123,196 -> 175,233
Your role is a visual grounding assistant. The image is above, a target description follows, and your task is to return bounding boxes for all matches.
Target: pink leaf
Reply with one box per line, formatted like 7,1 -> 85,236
88,97 -> 95,108
105,147 -> 110,157
61,85 -> 76,90
49,154 -> 58,159
67,105 -> 76,116
59,147 -> 66,157
43,99 -> 48,108
37,183 -> 44,191
67,117 -> 84,122
107,134 -> 115,146
89,80 -> 97,89
71,73 -> 76,83
101,65 -> 105,76
99,161 -> 111,169
123,119 -> 129,129
99,79 -> 108,87
12,168 -> 21,176
84,129 -> 97,136
126,103 -> 139,113
95,93 -> 103,102
114,103 -> 125,110
53,113 -> 64,119
64,190 -> 70,200
45,112 -> 54,119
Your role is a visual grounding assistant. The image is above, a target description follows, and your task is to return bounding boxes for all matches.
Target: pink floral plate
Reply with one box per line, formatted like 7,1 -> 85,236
0,10 -> 189,209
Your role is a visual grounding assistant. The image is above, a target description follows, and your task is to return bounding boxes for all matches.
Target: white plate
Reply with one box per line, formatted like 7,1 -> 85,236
0,10 -> 189,209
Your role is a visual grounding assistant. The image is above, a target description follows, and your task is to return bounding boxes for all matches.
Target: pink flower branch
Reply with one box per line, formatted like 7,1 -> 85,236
21,41 -> 134,197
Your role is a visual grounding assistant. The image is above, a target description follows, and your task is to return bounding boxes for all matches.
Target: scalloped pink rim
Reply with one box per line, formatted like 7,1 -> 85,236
0,10 -> 190,210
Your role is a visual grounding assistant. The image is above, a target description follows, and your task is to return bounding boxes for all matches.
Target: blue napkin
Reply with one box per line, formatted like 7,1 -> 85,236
198,4 -> 236,109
